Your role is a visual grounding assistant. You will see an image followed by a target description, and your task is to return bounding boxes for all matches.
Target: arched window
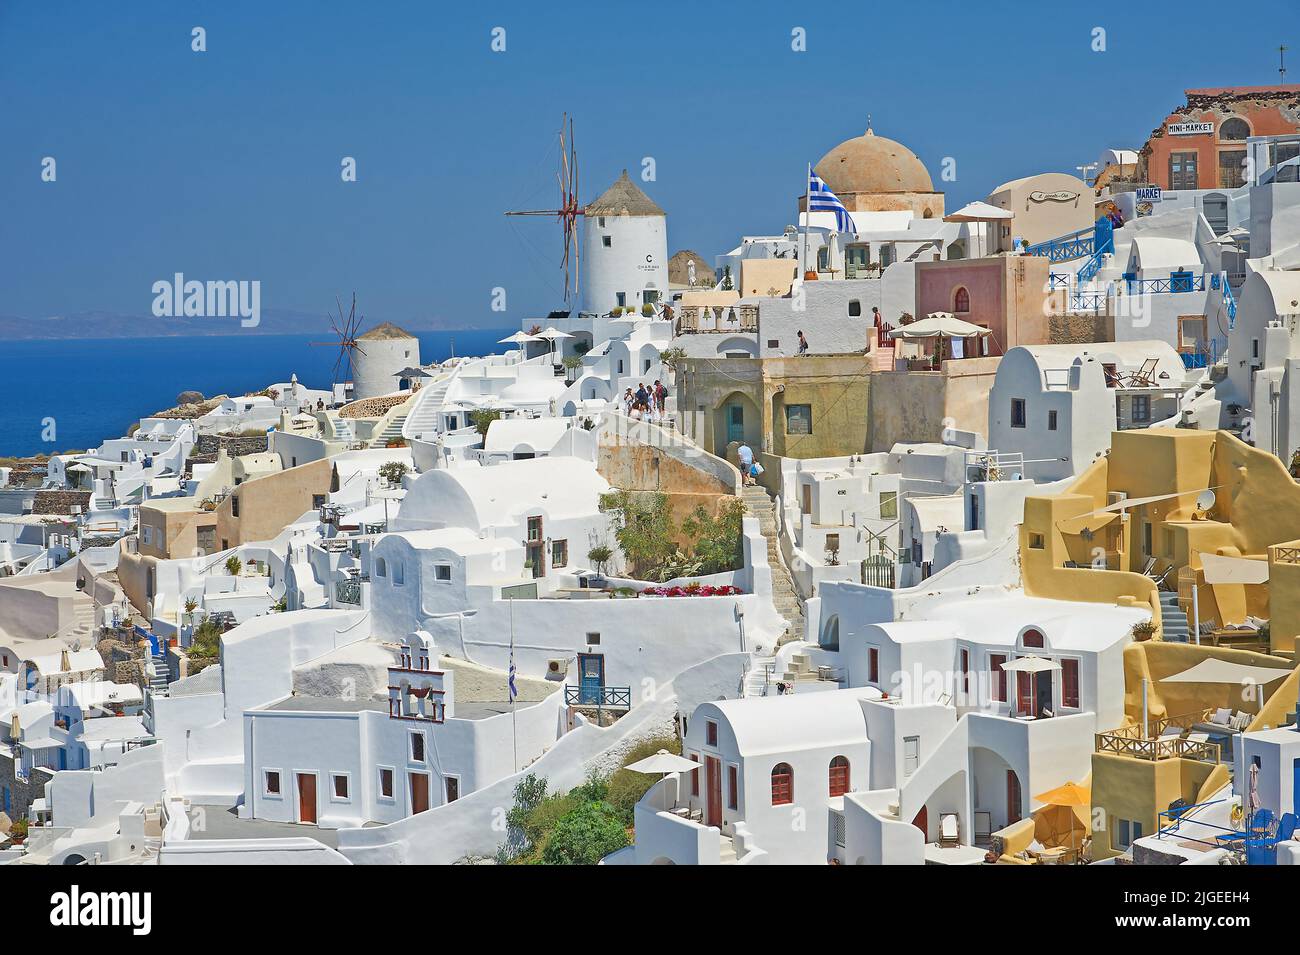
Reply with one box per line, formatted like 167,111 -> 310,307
923,208 -> 934,219
829,756 -> 851,797
954,287 -> 971,313
1219,117 -> 1250,141
375,557 -> 387,578
1022,628 -> 1044,648
771,763 -> 794,805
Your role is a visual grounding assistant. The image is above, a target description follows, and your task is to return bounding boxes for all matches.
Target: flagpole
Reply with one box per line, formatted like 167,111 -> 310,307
801,163 -> 810,276
509,596 -> 517,774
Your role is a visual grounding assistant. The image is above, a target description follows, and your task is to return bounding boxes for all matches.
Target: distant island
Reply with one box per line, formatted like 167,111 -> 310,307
0,308 -> 470,340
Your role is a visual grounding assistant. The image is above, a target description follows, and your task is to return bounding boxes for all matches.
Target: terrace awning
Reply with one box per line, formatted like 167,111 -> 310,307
1200,553 -> 1269,585
1160,658 -> 1293,685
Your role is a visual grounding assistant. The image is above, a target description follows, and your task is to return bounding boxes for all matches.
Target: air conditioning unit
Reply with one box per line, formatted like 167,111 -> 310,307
546,658 -> 568,680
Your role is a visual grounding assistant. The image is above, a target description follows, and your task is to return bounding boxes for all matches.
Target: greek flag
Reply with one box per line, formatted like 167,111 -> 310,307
508,653 -> 518,702
808,165 -> 854,234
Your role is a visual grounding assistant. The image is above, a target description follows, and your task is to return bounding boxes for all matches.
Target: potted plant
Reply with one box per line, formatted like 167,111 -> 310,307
1130,619 -> 1157,642
587,545 -> 612,576
225,554 -> 242,577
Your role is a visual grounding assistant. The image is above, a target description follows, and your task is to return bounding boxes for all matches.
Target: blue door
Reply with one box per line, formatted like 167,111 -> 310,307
577,653 -> 605,705
727,404 -> 744,444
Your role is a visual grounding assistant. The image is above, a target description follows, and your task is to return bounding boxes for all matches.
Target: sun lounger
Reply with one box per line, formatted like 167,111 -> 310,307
938,812 -> 960,848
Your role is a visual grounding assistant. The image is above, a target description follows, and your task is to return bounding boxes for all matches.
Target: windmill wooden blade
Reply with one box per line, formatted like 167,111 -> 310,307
502,114 -> 584,304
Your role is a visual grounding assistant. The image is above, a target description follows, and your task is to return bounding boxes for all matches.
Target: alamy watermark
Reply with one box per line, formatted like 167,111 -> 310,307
151,273 -> 260,327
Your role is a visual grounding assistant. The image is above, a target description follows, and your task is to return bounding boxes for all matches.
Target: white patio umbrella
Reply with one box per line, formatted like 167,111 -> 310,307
944,201 -> 1014,258
888,313 -> 991,340
1000,655 -> 1061,674
889,312 -> 991,363
498,331 -> 540,346
533,327 -> 574,359
624,749 -> 701,810
1001,655 -> 1061,719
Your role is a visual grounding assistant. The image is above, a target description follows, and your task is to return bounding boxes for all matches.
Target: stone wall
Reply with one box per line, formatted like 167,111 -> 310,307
31,490 -> 92,516
98,635 -> 148,691
192,433 -> 269,461
0,754 -> 53,821
1049,312 -> 1113,345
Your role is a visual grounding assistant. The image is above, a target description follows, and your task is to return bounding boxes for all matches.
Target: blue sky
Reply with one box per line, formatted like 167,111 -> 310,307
1,0 -> 1291,330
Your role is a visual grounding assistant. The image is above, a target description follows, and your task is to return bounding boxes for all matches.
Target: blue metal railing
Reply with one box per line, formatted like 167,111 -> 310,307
1026,227 -> 1093,262
565,685 -> 632,708
1027,217 -> 1115,264
1071,290 -> 1108,312
1211,272 -> 1238,329
1122,272 -> 1207,295
1181,338 -> 1226,369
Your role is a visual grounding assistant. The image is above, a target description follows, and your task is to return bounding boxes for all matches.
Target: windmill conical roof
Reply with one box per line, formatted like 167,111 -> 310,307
358,321 -> 416,341
586,170 -> 665,217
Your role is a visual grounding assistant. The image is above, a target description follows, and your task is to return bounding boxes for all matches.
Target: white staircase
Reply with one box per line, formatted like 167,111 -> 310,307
370,409 -> 411,448
743,655 -> 777,698
401,376 -> 453,442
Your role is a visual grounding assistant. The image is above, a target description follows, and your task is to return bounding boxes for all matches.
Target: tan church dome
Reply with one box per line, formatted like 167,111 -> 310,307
814,127 -> 935,195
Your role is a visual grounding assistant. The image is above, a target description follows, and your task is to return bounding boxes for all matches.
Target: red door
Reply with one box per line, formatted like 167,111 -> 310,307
410,772 -> 430,814
912,805 -> 928,837
705,757 -> 722,828
297,773 -> 317,824
1016,671 -> 1034,717
1007,770 -> 1022,824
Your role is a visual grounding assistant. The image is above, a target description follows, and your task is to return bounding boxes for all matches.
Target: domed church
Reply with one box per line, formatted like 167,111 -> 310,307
811,125 -> 945,220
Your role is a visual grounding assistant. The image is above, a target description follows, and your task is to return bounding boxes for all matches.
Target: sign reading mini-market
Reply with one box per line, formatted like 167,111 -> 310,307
1167,122 -> 1215,136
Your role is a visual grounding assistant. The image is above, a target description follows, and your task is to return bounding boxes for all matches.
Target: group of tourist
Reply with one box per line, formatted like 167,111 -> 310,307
623,380 -> 668,423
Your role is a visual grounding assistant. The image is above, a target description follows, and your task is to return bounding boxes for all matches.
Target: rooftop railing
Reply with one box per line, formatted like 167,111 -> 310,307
1095,727 -> 1221,763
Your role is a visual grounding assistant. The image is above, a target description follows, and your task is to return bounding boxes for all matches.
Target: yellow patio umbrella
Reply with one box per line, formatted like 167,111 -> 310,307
1035,781 -> 1090,807
1033,781 -> 1090,856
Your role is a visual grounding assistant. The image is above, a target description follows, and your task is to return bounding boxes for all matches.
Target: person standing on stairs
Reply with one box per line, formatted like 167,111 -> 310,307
737,442 -> 754,486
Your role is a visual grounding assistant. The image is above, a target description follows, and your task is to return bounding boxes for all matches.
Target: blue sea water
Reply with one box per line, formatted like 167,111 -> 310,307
0,329 -> 514,458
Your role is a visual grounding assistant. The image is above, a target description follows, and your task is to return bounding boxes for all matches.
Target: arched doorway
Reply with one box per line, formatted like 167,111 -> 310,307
821,615 -> 840,651
712,391 -> 759,458
1203,193 -> 1229,236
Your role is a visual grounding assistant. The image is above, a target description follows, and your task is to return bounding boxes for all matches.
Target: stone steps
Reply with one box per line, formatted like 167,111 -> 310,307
741,484 -> 802,644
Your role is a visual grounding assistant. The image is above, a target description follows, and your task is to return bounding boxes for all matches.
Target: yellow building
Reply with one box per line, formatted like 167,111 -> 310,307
1021,427 -> 1300,653
1018,427 -> 1300,858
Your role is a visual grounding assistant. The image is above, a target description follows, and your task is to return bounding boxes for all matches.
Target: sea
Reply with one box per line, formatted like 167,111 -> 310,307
0,329 -> 515,458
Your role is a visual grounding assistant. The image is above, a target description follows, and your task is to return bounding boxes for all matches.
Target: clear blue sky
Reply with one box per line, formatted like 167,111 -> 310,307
1,0 -> 1291,330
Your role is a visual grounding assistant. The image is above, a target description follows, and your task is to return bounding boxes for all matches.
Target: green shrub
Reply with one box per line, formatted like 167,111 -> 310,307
521,792 -> 581,848
541,801 -> 629,865
188,618 -> 224,659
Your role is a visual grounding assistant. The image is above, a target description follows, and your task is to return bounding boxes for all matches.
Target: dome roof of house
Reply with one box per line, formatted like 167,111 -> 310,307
358,321 -> 416,341
814,127 -> 935,195
586,170 -> 665,217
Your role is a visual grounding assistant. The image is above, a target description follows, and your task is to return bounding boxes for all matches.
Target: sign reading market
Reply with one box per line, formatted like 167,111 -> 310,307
1167,121 -> 1215,136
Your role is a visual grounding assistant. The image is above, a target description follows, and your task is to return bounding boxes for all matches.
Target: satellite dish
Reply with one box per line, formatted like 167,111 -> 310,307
1195,489 -> 1216,512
